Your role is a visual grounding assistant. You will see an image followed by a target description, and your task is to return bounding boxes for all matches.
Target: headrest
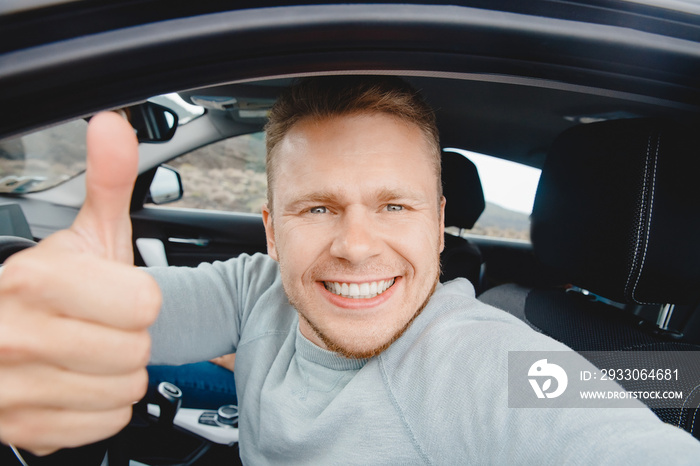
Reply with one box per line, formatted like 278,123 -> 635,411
531,118 -> 700,305
442,151 -> 485,229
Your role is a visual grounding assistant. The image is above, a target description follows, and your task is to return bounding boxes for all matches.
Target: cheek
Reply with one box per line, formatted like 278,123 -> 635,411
278,222 -> 328,252
275,223 -> 328,277
385,217 -> 442,255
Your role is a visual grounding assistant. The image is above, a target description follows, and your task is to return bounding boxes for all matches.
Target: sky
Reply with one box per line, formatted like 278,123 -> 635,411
444,148 -> 541,214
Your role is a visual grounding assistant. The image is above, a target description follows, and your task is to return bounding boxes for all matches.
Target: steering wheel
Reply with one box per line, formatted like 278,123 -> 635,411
0,235 -> 37,264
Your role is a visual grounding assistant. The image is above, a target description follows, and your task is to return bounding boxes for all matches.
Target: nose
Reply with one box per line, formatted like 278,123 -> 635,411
329,206 -> 381,264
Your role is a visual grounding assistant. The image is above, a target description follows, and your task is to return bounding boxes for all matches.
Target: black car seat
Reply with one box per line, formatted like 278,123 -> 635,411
439,151 -> 486,293
480,118 -> 700,439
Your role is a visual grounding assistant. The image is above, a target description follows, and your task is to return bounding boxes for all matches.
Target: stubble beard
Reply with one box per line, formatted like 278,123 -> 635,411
282,253 -> 442,360
297,276 -> 439,359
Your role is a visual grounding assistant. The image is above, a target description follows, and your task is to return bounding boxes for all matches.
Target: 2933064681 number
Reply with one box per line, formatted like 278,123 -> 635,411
600,368 -> 679,381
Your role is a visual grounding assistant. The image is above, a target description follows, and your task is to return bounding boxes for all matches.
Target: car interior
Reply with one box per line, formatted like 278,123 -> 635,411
439,151 -> 485,292
480,117 -> 700,438
1,1 -> 700,464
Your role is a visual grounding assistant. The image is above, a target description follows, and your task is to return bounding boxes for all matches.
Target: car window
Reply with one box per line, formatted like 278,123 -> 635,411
160,132 -> 268,214
0,119 -> 88,194
444,148 -> 541,242
159,139 -> 540,238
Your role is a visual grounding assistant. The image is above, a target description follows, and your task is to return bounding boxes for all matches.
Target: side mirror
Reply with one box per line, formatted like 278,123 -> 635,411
127,102 -> 178,143
147,165 -> 183,205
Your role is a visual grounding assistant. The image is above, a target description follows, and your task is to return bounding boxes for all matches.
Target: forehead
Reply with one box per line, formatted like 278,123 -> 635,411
271,113 -> 438,203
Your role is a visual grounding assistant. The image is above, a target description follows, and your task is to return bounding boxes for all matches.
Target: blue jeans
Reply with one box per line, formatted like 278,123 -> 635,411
147,361 -> 237,409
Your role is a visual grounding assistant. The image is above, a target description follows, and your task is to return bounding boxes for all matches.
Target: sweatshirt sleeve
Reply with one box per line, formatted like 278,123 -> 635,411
145,253 -> 280,365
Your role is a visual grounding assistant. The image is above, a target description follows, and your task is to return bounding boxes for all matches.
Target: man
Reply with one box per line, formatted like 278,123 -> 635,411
1,77 -> 699,463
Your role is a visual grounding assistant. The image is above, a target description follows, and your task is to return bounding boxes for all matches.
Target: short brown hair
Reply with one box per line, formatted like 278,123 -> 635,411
264,76 -> 441,209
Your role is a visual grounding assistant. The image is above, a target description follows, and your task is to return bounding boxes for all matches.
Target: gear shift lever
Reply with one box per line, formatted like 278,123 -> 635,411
145,383 -> 239,445
216,404 -> 239,427
156,381 -> 182,427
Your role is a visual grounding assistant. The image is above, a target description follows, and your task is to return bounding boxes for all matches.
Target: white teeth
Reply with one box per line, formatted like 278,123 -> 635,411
359,283 -> 370,296
324,278 -> 396,299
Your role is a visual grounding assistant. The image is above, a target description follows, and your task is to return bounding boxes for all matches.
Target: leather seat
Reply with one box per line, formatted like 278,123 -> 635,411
480,118 -> 700,439
439,151 -> 485,293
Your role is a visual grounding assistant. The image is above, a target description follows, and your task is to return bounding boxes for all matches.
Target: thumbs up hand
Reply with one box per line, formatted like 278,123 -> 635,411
0,112 -> 162,455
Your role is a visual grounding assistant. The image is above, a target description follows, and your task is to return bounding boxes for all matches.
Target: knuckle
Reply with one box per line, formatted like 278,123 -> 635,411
127,369 -> 149,403
0,425 -> 20,448
113,370 -> 148,406
0,410 -> 32,448
0,254 -> 39,296
132,331 -> 152,368
0,336 -> 21,361
133,272 -> 162,327
116,330 -> 151,373
111,406 -> 134,432
0,413 -> 13,443
0,324 -> 32,363
0,380 -> 20,411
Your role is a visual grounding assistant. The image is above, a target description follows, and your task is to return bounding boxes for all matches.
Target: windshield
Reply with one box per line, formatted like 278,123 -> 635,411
0,95 -> 203,194
0,119 -> 88,194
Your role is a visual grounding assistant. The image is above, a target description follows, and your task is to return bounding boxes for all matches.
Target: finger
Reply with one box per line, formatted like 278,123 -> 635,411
0,405 -> 133,456
71,111 -> 139,263
0,245 -> 161,330
0,365 -> 148,411
0,307 -> 151,374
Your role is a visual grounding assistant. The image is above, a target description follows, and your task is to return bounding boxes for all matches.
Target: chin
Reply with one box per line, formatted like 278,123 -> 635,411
304,311 -> 421,359
322,333 -> 397,360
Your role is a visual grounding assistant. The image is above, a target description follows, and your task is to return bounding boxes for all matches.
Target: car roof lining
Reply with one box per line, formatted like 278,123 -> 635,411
180,71 -> 700,169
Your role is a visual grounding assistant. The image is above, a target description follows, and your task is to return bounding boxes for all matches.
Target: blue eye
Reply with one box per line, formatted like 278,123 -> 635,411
309,206 -> 327,214
386,204 -> 403,212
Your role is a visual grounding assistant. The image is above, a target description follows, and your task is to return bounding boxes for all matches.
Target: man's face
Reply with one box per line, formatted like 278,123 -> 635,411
262,112 -> 445,358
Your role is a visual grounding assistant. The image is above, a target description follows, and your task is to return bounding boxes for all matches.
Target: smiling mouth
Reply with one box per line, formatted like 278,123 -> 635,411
323,278 -> 396,299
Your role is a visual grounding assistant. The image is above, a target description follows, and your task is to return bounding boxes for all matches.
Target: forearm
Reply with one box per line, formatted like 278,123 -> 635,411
147,261 -> 241,365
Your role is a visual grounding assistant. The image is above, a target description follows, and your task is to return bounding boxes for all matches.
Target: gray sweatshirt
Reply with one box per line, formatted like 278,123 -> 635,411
147,253 -> 700,465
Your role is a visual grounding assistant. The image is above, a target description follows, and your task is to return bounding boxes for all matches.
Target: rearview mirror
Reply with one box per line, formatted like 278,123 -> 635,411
126,102 -> 178,143
147,165 -> 183,205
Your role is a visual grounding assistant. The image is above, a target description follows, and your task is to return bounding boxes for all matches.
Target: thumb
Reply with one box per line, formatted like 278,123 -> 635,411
71,111 -> 139,263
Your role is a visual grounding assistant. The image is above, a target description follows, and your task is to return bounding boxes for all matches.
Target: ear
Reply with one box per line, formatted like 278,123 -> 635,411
438,196 -> 446,253
262,203 -> 278,261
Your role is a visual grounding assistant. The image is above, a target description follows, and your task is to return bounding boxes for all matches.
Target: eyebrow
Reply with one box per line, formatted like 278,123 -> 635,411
284,191 -> 339,212
374,188 -> 427,204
